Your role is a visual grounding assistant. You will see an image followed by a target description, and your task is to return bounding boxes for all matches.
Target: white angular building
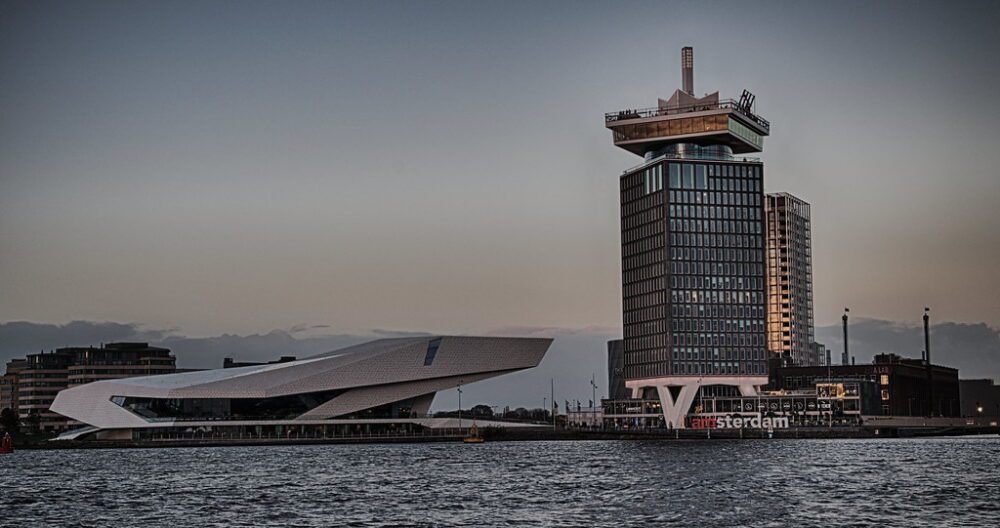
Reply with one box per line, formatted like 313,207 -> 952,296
50,336 -> 551,441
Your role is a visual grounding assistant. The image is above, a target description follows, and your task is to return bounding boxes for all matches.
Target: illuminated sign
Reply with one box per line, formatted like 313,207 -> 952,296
689,414 -> 790,430
817,383 -> 848,399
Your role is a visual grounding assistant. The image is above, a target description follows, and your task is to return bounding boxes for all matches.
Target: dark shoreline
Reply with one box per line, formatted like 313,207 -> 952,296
10,425 -> 998,450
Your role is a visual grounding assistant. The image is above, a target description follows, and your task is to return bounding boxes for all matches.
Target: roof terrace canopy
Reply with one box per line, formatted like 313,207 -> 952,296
606,92 -> 770,156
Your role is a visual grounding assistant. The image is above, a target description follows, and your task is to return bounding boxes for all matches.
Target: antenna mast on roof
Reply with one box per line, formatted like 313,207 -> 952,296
681,46 -> 694,95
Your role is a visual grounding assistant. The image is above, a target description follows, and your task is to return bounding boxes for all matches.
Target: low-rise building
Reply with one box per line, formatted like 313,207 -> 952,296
0,359 -> 27,414
566,406 -> 604,428
601,399 -> 663,430
768,353 -> 960,417
959,379 -> 1000,418
2,343 -> 176,433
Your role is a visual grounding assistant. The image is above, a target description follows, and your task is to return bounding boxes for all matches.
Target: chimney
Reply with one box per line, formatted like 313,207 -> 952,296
924,307 -> 933,417
923,308 -> 931,365
681,47 -> 694,95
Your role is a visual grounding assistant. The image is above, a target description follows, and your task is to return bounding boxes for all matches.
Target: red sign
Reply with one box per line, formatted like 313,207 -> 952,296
689,417 -> 717,429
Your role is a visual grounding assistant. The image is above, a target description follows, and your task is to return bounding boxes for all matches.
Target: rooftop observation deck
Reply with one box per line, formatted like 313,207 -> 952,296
605,98 -> 770,156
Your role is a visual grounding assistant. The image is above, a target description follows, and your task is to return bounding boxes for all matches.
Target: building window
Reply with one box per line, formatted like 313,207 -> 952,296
424,338 -> 442,366
669,163 -> 680,188
642,165 -> 663,195
881,390 -> 890,401
880,374 -> 889,385
682,164 -> 694,189
695,165 -> 707,189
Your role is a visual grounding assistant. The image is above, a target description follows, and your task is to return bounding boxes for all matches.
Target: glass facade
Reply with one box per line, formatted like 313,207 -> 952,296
112,391 -> 429,421
112,390 -> 347,421
621,160 -> 768,381
612,113 -> 729,143
727,118 -> 764,150
611,113 -> 763,152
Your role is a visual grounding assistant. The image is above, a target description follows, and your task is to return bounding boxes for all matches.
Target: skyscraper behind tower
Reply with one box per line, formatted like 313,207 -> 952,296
604,48 -> 770,428
765,193 -> 819,366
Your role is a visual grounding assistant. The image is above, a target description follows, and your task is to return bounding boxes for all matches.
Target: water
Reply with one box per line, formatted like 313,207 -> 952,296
3,437 -> 999,527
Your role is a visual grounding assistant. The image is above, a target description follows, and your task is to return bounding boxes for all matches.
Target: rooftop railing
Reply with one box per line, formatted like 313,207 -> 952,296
606,98 -> 770,131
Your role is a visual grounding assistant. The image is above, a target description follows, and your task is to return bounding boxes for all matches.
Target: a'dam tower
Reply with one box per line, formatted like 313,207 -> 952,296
604,47 -> 771,428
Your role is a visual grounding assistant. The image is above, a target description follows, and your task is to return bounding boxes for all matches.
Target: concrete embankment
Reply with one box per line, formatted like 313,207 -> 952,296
10,424 -> 999,450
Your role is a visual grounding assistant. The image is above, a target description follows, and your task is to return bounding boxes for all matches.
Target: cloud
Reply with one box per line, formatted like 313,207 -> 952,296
0,320 -> 168,359
816,319 -> 1000,381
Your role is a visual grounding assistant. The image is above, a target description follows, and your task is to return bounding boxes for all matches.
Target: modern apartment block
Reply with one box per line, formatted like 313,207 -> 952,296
0,359 -> 27,415
765,192 -> 820,366
604,47 -> 771,428
1,342 -> 176,432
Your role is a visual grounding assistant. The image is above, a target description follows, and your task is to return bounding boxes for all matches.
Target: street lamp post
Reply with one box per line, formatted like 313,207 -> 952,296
590,374 -> 598,430
550,378 -> 555,432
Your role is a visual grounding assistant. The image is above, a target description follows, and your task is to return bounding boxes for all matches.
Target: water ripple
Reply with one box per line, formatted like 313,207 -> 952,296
2,437 -> 999,527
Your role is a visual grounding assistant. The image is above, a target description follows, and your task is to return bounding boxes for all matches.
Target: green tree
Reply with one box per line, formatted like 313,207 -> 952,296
470,404 -> 493,418
24,410 -> 41,434
0,407 -> 19,434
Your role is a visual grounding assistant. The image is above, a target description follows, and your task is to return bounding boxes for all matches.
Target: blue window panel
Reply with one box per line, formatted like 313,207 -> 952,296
424,338 -> 442,366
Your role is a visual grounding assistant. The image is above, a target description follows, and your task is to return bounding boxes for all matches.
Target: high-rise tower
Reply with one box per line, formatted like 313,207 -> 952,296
604,47 -> 771,428
765,192 -> 819,366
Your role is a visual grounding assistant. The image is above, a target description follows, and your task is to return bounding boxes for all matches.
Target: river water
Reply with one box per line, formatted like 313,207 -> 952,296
2,437 -> 998,527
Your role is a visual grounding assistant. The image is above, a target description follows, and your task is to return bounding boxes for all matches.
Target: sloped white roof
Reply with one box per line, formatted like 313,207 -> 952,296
50,335 -> 552,430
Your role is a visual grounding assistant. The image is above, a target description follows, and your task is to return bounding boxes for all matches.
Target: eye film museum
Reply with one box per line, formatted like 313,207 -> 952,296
49,336 -> 551,441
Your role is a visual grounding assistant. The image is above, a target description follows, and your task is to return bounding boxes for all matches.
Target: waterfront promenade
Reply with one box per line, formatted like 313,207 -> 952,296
12,421 -> 999,450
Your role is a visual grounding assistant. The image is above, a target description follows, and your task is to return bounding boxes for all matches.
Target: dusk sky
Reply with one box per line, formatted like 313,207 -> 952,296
2,0 -> 999,341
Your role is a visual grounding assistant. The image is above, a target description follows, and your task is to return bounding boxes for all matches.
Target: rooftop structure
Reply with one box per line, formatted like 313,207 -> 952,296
605,48 -> 769,159
223,356 -> 297,369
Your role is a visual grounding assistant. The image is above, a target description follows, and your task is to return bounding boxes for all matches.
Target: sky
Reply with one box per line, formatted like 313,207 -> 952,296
2,1 -> 1000,356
